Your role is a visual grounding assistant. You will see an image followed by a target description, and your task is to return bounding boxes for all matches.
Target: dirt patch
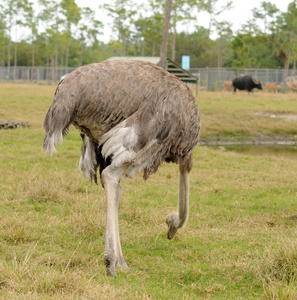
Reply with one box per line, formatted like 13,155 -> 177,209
255,112 -> 297,121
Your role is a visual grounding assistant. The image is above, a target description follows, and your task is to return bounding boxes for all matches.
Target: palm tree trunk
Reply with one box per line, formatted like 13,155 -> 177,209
171,28 -> 176,61
158,0 -> 172,69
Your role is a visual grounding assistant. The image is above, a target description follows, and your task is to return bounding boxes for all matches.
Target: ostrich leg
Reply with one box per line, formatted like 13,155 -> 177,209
166,156 -> 192,239
101,164 -> 129,277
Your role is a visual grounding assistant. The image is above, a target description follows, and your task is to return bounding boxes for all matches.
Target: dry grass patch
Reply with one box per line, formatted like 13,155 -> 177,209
261,237 -> 297,299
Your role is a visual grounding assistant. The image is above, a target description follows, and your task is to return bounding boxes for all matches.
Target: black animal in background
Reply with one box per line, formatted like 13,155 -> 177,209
232,75 -> 262,94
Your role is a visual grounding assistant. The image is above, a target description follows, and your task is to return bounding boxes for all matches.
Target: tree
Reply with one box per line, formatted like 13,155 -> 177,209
170,0 -> 194,61
0,0 -> 294,70
86,24 -> 102,63
0,7 -> 7,67
159,0 -> 172,68
76,7 -> 102,66
284,1 -> 297,72
269,2 -> 297,73
134,1 -> 164,57
102,0 -> 136,56
60,0 -> 80,68
1,0 -> 21,70
10,0 -> 33,69
25,1 -> 38,67
175,28 -> 217,67
189,0 -> 233,37
231,35 -> 256,68
38,0 -> 65,74
213,20 -> 232,67
252,1 -> 279,34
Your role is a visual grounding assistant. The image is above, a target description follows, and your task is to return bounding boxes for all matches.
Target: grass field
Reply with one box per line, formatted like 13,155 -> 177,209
1,83 -> 297,299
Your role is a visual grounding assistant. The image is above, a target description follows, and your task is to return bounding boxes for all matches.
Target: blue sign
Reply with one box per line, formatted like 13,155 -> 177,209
182,55 -> 190,70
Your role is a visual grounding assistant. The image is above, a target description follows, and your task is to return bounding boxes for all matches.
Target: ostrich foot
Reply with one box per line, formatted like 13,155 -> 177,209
166,212 -> 179,240
104,256 -> 117,277
104,255 -> 129,277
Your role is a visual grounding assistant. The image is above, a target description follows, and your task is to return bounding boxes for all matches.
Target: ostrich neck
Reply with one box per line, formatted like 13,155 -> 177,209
178,162 -> 189,228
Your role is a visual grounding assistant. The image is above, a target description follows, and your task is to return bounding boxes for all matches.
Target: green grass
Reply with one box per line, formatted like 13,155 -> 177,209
1,84 -> 297,298
197,90 -> 297,141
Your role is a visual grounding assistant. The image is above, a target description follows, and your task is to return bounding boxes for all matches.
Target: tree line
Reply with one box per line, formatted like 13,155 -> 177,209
1,0 -> 297,71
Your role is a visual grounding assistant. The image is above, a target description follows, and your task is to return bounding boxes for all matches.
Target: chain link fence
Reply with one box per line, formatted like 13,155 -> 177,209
0,66 -> 76,84
0,66 -> 296,91
190,67 -> 296,91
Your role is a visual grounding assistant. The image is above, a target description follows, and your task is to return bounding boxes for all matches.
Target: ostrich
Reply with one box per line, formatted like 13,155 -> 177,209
43,60 -> 201,277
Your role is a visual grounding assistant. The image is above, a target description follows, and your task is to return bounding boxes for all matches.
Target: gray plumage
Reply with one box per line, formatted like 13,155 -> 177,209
43,59 -> 201,276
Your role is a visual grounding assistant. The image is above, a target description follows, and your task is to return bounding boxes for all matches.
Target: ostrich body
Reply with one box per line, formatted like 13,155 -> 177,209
43,60 -> 201,276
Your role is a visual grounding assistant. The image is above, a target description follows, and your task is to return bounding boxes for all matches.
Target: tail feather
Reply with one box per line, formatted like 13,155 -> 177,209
43,105 -> 75,156
43,132 -> 63,156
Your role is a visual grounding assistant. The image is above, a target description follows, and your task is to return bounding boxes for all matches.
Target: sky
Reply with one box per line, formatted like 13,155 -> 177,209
75,0 -> 293,43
